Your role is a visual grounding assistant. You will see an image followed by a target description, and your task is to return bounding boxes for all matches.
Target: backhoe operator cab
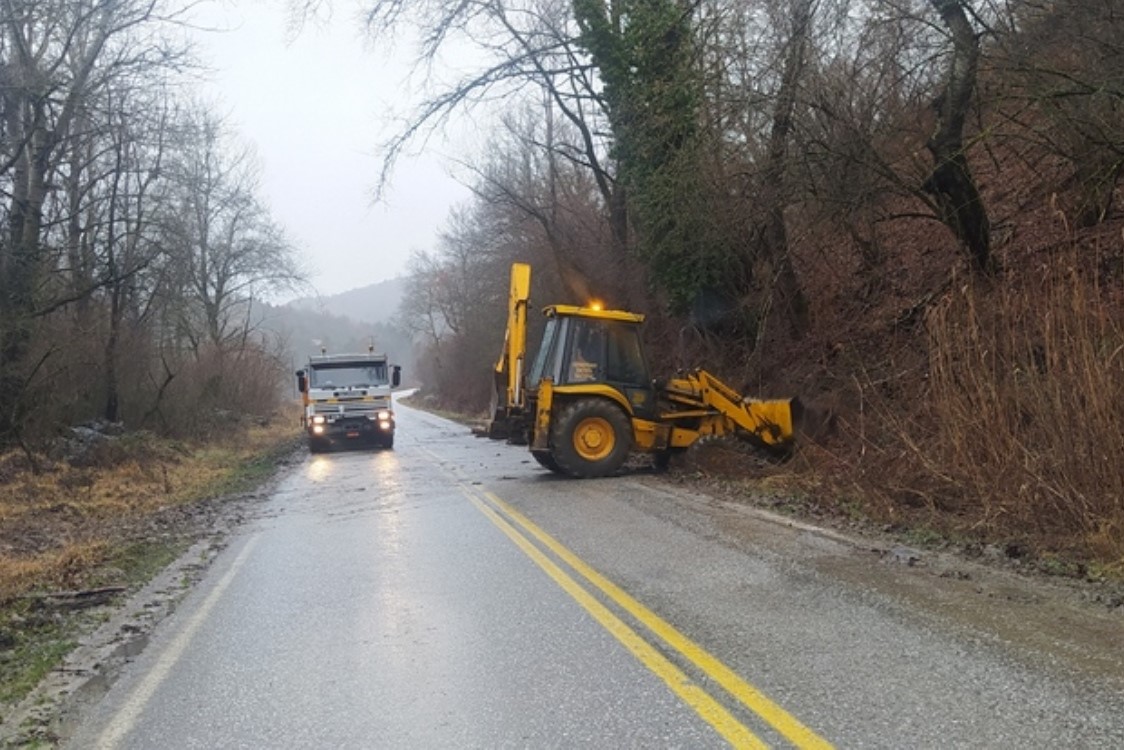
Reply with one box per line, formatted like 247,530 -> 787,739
531,307 -> 655,412
486,263 -> 801,479
521,307 -> 659,477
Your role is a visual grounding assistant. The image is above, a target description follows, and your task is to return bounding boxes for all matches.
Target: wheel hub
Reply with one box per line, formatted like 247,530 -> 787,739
574,417 -> 614,460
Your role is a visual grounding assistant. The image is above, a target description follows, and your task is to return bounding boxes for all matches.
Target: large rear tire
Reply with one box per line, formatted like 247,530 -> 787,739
550,399 -> 632,478
531,450 -> 565,474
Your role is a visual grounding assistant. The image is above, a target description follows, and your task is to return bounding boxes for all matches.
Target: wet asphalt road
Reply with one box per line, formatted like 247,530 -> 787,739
63,400 -> 1124,749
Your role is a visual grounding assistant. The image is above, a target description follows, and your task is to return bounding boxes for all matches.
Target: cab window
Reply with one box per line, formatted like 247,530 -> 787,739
528,318 -> 562,385
564,321 -> 605,383
604,324 -> 649,386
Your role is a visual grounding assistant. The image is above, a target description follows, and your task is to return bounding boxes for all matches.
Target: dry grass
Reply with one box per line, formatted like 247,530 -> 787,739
930,262 -> 1121,519
0,416 -> 302,606
0,414 -> 302,712
0,543 -> 109,605
847,246 -> 1124,570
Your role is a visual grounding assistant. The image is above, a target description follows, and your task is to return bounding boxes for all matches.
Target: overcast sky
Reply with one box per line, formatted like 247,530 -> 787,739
192,0 -> 474,301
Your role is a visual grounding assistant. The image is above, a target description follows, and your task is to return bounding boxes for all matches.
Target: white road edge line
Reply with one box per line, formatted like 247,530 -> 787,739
94,537 -> 260,750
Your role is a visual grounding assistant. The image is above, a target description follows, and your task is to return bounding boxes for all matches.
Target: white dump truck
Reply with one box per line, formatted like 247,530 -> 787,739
295,350 -> 401,453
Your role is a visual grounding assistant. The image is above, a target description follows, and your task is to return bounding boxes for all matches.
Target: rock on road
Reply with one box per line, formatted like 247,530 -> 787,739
58,399 -> 1124,748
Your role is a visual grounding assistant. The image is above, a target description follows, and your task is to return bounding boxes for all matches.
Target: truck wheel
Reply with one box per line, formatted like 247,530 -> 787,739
531,450 -> 565,474
382,435 -> 394,450
309,437 -> 329,454
551,399 -> 632,478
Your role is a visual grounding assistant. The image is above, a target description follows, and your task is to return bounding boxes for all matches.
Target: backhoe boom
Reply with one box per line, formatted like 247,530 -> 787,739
485,262 -> 532,439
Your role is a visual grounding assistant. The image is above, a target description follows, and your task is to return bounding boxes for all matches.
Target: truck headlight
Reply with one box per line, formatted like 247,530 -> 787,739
312,415 -> 326,425
312,424 -> 325,435
377,410 -> 391,420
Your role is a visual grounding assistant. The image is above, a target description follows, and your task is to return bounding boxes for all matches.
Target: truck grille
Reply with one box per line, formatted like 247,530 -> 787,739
312,400 -> 385,418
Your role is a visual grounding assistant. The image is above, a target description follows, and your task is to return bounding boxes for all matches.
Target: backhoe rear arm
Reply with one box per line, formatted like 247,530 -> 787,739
493,263 -> 532,414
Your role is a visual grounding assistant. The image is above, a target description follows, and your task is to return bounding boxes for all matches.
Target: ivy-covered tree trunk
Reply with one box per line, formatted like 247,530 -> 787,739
574,0 -> 712,313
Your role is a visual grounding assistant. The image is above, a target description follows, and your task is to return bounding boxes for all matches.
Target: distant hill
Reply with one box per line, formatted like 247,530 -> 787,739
258,277 -> 416,380
285,277 -> 406,326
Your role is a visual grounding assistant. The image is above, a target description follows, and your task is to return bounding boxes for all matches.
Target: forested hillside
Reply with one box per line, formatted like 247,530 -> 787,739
285,277 -> 406,328
266,280 -> 415,379
382,1 -> 1123,568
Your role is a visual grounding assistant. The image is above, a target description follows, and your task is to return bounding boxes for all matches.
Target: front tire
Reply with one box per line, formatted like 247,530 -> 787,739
550,399 -> 632,478
531,450 -> 565,474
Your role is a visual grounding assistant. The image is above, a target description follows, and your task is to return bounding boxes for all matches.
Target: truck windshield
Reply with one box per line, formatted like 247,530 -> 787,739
309,363 -> 388,389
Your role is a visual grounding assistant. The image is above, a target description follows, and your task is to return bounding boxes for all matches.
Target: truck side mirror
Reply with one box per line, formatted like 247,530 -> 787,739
392,365 -> 402,388
295,370 -> 307,393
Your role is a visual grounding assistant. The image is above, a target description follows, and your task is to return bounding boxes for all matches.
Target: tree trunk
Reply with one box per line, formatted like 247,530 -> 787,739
758,0 -> 813,338
103,140 -> 125,424
924,0 -> 993,274
0,104 -> 51,442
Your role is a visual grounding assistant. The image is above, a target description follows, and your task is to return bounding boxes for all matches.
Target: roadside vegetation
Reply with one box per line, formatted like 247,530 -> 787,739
0,416 -> 301,713
855,248 -> 1124,575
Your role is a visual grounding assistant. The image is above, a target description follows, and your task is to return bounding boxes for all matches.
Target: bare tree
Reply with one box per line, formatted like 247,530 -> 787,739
0,0 -> 188,442
400,207 -> 512,408
96,88 -> 172,422
465,99 -> 639,305
987,0 -> 1124,228
755,0 -> 816,337
922,0 -> 992,272
355,0 -> 627,293
161,110 -> 302,356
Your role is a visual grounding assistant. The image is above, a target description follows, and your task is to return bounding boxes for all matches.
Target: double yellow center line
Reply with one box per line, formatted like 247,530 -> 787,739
462,484 -> 834,749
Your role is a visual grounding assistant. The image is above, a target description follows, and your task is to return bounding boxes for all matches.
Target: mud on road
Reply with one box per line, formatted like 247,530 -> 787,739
651,465 -> 1124,684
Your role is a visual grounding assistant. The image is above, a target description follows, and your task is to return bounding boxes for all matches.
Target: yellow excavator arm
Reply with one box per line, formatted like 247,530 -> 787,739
662,369 -> 799,450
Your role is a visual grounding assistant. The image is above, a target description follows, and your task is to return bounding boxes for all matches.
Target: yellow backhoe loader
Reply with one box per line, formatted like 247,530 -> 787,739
484,263 -> 808,478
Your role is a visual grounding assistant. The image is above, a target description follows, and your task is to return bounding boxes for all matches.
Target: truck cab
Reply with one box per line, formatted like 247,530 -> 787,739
295,351 -> 401,453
